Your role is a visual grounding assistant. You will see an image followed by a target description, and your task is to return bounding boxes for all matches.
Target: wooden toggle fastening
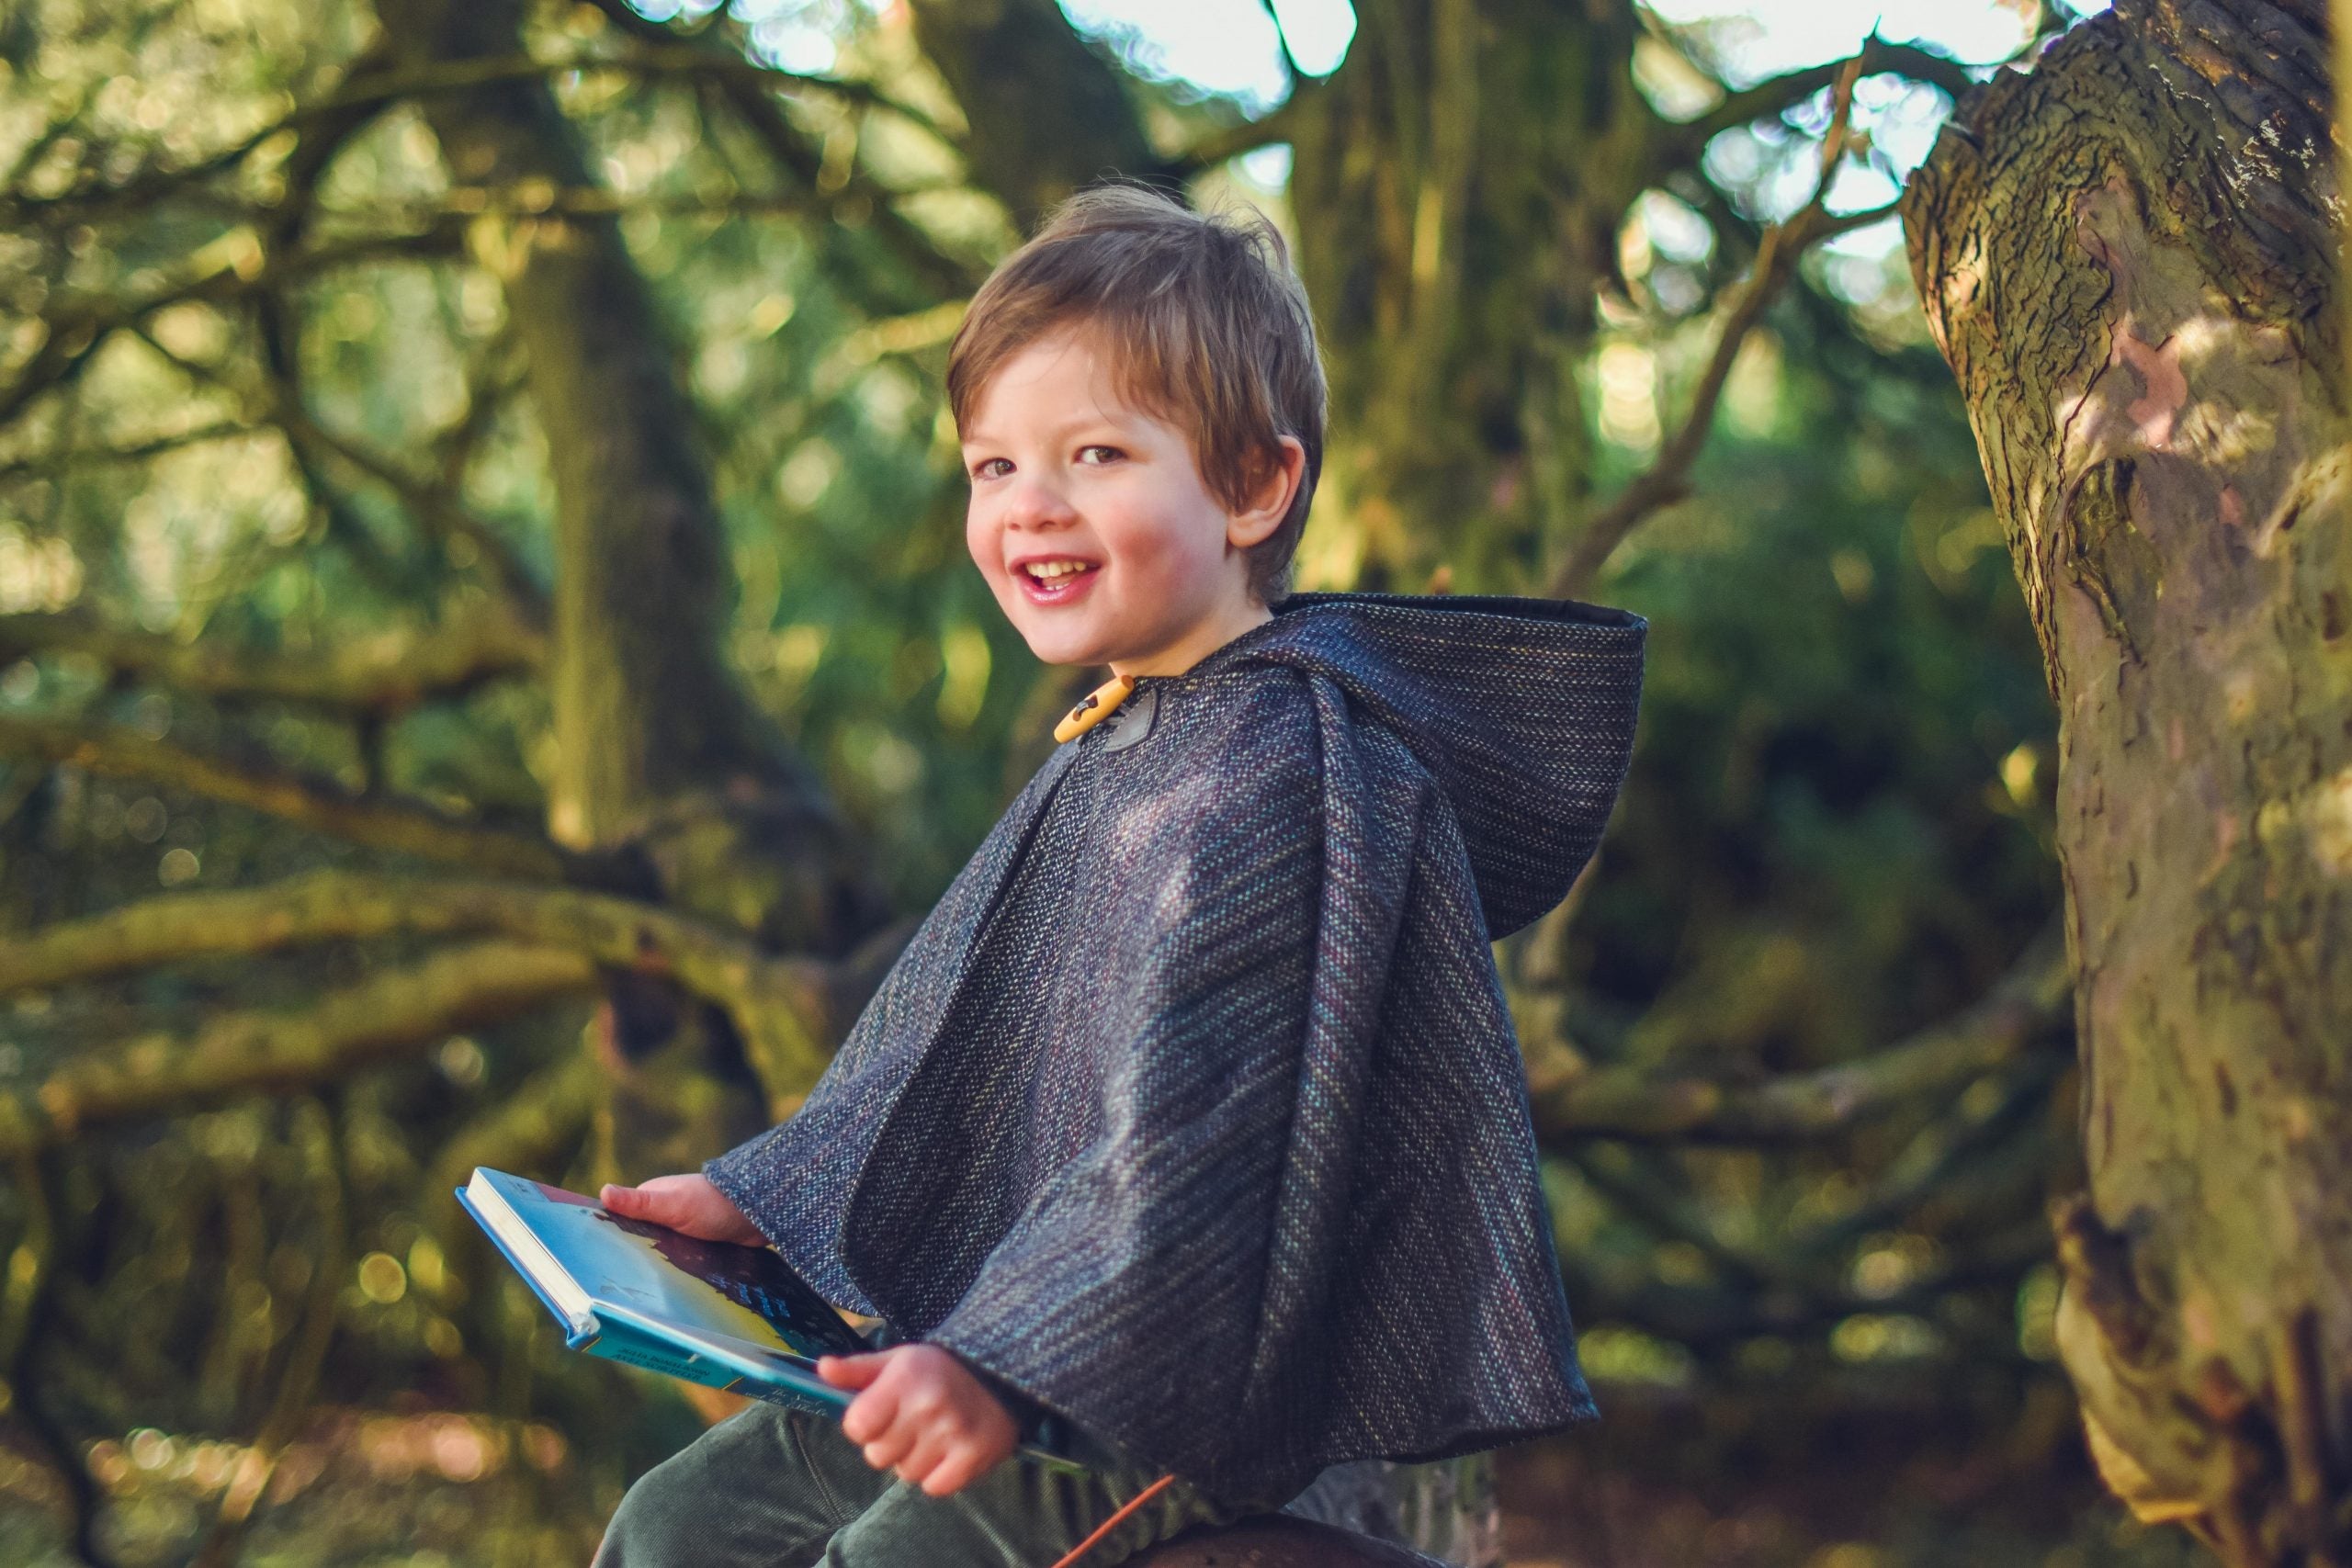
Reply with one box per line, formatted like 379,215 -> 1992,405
1054,671 -> 1136,742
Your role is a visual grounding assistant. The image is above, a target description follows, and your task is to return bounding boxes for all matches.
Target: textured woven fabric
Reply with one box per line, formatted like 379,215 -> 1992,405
705,589 -> 1647,1513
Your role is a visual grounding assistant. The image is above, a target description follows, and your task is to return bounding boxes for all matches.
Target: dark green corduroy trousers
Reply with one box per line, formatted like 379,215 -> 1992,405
591,1401 -> 1257,1567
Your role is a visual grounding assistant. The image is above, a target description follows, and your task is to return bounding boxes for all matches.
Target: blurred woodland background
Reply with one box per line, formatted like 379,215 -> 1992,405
0,0 -> 2311,1563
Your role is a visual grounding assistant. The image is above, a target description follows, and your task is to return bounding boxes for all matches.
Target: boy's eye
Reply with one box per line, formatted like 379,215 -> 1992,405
968,446 -> 1122,480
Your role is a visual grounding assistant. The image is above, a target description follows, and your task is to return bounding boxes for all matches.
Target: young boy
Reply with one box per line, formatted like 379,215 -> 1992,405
591,180 -> 1646,1568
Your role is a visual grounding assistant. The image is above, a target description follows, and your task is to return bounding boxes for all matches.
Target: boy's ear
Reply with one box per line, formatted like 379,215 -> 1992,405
1229,436 -> 1306,549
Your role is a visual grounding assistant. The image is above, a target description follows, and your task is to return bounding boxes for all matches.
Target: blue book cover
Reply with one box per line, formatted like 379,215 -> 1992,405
456,1168 -> 1091,1472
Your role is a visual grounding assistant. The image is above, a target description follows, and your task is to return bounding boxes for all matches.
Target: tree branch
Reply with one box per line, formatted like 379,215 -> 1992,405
1,45 -> 957,226
187,1096 -> 345,1568
0,421 -> 252,482
0,1149 -> 104,1567
1530,917 -> 2068,1144
1169,78 -> 1334,177
0,223 -> 469,429
0,942 -> 598,1156
1561,1079 -> 2064,1353
0,713 -> 561,877
130,326 -> 548,621
900,0 -> 1179,231
1563,1143 -> 1789,1291
583,0 -> 984,308
1254,0 -> 1306,88
1785,1056 -> 2064,1263
0,869 -> 834,1093
1563,1215 -> 2052,1350
1549,56 -> 1871,600
1651,37 -> 1975,170
0,32 -> 388,223
0,605 -> 543,715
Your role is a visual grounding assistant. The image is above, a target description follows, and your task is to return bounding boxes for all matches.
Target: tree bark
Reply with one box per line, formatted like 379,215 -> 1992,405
1901,4 -> 2349,1561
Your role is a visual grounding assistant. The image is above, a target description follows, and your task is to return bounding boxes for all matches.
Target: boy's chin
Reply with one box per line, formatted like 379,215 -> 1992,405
1012,626 -> 1109,669
1031,649 -> 1110,671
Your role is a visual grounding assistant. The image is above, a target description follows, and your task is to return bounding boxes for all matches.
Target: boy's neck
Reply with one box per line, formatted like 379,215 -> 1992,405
1108,600 -> 1274,681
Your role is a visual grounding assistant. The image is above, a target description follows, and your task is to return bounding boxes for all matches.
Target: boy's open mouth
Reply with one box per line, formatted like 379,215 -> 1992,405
1016,558 -> 1101,604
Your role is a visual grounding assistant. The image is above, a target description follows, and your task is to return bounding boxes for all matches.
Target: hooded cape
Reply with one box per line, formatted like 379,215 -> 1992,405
706,590 -> 1647,1511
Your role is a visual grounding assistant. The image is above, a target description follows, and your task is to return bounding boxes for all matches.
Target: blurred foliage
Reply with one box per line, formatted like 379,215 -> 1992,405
0,0 -> 1041,913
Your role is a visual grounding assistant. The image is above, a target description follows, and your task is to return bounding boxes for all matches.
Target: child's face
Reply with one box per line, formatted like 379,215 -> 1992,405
959,324 -> 1301,677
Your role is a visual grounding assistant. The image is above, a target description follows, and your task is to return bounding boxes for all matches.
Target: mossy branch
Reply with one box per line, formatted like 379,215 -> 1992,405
0,713 -> 561,877
0,607 -> 543,716
1,45 -> 955,226
1531,919 -> 2068,1143
128,327 -> 548,620
0,942 -> 598,1157
0,868 -> 835,1095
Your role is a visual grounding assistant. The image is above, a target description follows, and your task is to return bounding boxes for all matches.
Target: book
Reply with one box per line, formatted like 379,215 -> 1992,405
455,1167 -> 1091,1472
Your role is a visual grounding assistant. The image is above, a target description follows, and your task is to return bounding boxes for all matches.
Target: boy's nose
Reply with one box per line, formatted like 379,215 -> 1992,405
1001,476 -> 1079,529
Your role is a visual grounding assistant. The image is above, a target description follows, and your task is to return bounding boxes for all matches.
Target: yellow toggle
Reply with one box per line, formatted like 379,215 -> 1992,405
1054,672 -> 1136,742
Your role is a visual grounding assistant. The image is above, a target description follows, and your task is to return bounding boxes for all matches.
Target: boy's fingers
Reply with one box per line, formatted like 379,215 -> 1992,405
601,1181 -> 680,1223
594,1176 -> 759,1243
859,1415 -> 917,1472
840,1381 -> 900,1445
918,1461 -> 968,1497
920,1443 -> 988,1497
817,1352 -> 888,1388
893,1429 -> 950,1487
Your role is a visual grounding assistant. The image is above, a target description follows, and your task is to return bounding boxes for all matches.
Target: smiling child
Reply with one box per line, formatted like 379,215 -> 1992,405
588,178 -> 1646,1568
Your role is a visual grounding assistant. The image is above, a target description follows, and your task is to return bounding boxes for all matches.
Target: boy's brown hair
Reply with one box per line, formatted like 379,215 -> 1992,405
945,179 -> 1328,605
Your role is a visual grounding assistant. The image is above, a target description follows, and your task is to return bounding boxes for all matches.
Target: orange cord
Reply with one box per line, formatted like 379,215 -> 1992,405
1045,1472 -> 1179,1568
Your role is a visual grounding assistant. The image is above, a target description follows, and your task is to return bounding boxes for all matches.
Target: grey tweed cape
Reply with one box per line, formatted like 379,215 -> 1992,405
706,589 -> 1647,1512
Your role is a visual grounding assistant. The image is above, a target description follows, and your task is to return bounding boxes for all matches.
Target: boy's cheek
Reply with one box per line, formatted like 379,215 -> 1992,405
963,510 -> 1001,577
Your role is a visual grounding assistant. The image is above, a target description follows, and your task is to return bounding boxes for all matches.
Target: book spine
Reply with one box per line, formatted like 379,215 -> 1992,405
579,1312 -> 741,1391
454,1183 -> 595,1346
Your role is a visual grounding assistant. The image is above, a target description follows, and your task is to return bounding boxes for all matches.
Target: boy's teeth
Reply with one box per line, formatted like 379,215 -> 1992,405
1027,561 -> 1092,580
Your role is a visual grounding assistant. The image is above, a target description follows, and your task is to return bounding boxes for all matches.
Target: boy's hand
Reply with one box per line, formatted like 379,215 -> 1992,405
819,1344 -> 1018,1497
597,1175 -> 764,1246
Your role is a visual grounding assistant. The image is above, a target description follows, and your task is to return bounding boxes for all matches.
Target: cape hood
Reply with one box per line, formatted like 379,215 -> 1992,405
707,589 -> 1647,1511
1148,590 -> 1647,939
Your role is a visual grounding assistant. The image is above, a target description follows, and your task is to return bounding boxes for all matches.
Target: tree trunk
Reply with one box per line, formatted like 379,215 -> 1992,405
1901,4 -> 2349,1561
1285,0 -> 1654,593
905,0 -> 1181,228
376,0 -> 889,1168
